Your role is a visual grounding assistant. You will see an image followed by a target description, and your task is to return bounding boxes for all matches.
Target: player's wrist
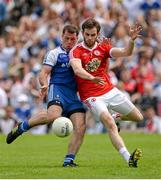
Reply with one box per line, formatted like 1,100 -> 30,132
88,75 -> 95,81
40,84 -> 48,89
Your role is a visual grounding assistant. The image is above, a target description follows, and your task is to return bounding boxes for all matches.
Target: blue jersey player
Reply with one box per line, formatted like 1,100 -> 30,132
6,25 -> 86,167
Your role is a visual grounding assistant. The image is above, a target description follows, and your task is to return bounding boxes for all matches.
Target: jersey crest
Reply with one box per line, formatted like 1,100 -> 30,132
85,58 -> 101,72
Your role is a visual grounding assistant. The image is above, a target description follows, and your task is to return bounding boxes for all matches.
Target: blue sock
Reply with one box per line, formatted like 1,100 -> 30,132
64,154 -> 75,164
18,121 -> 30,134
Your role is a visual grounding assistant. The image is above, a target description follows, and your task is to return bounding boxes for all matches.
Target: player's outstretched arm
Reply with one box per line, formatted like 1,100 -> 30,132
110,23 -> 142,58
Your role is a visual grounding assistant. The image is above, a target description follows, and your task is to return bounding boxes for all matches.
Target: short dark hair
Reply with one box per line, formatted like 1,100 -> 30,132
82,18 -> 101,33
62,25 -> 79,36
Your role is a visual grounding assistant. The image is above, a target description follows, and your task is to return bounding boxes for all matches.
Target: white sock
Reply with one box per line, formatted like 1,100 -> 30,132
119,147 -> 130,162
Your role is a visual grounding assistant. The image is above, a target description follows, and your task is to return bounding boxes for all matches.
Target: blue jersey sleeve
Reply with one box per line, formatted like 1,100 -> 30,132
43,50 -> 57,67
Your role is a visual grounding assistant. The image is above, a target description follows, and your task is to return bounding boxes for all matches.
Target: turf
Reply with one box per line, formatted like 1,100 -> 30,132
0,132 -> 161,179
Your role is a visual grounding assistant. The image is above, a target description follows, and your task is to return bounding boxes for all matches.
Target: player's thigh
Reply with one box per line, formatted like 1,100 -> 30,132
47,84 -> 63,108
85,97 -> 117,130
125,106 -> 143,121
84,97 -> 108,118
109,92 -> 135,115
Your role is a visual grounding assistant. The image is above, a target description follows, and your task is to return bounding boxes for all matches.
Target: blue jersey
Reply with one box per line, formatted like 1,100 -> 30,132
43,46 -> 85,116
43,46 -> 77,90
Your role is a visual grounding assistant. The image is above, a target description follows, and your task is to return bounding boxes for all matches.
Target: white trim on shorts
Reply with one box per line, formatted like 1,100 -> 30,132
84,87 -> 135,117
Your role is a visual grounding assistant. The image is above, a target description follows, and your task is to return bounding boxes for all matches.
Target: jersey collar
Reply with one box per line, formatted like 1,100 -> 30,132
60,45 -> 69,53
81,42 -> 98,51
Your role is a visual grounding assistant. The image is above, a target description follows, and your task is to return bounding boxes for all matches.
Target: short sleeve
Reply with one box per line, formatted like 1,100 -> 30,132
43,50 -> 57,66
69,47 -> 81,60
104,44 -> 113,58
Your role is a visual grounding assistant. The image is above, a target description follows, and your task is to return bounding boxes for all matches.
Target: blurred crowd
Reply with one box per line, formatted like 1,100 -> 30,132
0,0 -> 161,135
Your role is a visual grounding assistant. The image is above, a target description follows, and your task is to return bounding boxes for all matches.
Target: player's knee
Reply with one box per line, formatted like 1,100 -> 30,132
133,110 -> 144,121
128,108 -> 144,122
100,113 -> 117,132
47,113 -> 60,123
40,110 -> 47,120
108,122 -> 118,133
137,112 -> 144,121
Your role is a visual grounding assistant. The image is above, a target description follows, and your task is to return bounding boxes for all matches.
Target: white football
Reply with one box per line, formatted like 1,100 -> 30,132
52,117 -> 73,137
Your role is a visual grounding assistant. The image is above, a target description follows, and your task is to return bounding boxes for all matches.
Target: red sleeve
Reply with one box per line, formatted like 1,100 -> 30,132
69,46 -> 81,59
100,43 -> 112,58
105,44 -> 113,58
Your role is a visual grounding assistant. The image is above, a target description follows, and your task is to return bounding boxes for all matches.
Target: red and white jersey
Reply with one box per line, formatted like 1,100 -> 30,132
70,42 -> 114,101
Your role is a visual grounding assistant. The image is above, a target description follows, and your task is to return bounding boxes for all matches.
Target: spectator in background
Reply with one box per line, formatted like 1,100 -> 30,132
0,85 -> 8,108
144,106 -> 161,134
139,82 -> 158,113
153,70 -> 161,116
120,68 -> 136,95
152,49 -> 161,74
0,0 -> 7,35
0,37 -> 16,77
14,94 -> 32,123
0,106 -> 17,135
140,0 -> 160,13
0,1 -> 6,21
131,50 -> 155,94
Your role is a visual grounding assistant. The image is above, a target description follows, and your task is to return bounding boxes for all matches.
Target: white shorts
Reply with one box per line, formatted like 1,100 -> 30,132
84,87 -> 135,117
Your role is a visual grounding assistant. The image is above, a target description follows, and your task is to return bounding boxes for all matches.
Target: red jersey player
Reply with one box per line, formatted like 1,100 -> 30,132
71,38 -> 114,101
70,18 -> 143,168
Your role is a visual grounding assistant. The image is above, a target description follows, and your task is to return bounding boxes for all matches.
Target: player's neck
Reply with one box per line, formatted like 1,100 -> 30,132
61,44 -> 69,52
82,42 -> 97,51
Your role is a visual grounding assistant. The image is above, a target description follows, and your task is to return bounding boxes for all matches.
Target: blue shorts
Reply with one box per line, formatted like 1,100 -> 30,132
47,84 -> 85,117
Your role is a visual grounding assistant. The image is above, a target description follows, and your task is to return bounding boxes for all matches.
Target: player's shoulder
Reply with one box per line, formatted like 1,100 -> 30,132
50,46 -> 62,54
46,46 -> 63,56
71,42 -> 83,52
97,42 -> 112,52
76,42 -> 83,48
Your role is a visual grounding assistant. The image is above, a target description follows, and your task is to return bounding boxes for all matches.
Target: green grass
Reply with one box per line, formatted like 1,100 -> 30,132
0,132 -> 161,179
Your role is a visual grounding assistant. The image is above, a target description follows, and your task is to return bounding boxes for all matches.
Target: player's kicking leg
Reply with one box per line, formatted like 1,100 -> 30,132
6,109 -> 47,144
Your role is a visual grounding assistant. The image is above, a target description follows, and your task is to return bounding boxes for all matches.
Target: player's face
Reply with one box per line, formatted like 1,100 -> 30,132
83,27 -> 98,48
62,31 -> 78,51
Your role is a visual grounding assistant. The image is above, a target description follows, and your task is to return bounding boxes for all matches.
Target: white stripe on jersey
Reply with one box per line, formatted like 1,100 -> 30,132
43,46 -> 67,67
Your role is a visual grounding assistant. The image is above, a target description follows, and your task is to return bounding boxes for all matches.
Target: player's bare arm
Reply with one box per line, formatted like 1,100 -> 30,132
70,58 -> 105,85
110,23 -> 142,58
38,65 -> 52,98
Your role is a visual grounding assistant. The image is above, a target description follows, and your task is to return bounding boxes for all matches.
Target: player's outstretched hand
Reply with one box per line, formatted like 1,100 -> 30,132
91,76 -> 105,85
129,23 -> 142,40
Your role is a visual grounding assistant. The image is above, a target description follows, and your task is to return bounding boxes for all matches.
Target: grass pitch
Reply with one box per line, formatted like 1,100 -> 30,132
0,132 -> 161,179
